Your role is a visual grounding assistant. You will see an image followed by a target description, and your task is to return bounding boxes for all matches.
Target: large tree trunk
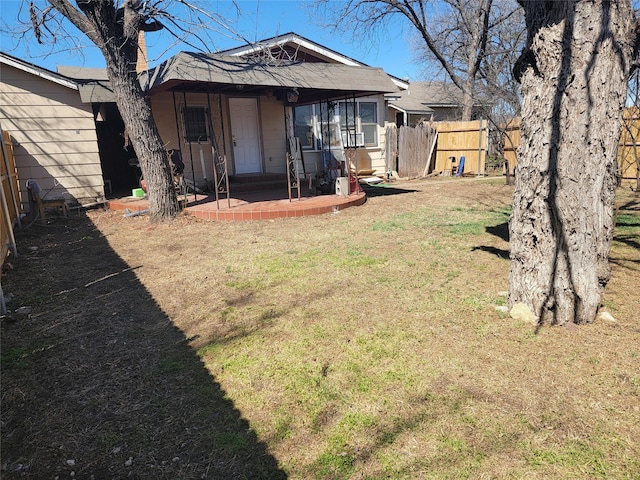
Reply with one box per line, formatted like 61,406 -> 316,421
509,0 -> 635,324
105,56 -> 179,220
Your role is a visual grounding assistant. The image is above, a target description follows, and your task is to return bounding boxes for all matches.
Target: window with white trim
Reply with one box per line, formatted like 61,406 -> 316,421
338,100 -> 378,147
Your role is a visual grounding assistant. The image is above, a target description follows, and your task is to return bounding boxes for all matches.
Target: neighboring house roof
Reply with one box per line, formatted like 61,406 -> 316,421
0,51 -> 78,91
387,82 -> 467,115
221,32 -> 410,91
139,52 -> 398,104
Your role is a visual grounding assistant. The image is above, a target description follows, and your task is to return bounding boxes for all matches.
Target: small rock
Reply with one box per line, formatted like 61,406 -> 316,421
495,305 -> 509,313
510,302 -> 538,325
172,457 -> 180,463
497,291 -> 509,297
15,306 -> 32,315
124,457 -> 133,467
597,311 -> 616,322
66,460 -> 75,467
110,446 -> 121,454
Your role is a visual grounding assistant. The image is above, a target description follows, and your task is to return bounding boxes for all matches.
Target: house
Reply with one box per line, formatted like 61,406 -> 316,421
61,32 -> 401,198
2,33 -> 411,209
0,52 -> 104,209
387,81 -> 484,126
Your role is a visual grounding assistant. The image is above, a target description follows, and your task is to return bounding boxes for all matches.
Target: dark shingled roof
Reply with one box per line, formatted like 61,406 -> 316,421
138,52 -> 398,104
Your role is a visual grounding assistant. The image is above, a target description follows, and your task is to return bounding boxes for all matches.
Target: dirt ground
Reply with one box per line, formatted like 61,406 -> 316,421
1,178 -> 638,479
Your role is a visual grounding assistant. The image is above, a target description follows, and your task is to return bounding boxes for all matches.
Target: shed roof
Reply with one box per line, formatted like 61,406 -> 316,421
139,52 -> 398,104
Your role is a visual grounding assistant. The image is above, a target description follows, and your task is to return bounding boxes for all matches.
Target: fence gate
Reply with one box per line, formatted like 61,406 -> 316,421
397,122 -> 438,177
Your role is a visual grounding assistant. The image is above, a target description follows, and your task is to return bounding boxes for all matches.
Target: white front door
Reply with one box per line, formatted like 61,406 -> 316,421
229,98 -> 262,174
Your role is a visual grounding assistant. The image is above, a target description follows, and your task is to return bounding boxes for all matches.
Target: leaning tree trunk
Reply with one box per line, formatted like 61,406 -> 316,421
105,54 -> 179,220
509,0 -> 635,324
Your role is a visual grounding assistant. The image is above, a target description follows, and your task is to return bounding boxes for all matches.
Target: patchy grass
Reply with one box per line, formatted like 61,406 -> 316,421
1,178 -> 639,479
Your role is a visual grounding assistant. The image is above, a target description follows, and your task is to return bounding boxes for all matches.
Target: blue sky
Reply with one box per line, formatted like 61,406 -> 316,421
0,0 -> 421,81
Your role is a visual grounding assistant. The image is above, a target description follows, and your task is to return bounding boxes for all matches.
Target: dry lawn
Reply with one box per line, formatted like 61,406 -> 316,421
1,177 -> 639,479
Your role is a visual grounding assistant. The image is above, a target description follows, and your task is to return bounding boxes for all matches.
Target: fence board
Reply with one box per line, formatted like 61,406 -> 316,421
385,124 -> 397,175
0,129 -> 21,264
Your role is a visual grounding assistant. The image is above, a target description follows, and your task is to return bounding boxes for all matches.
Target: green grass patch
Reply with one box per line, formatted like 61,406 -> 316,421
525,441 -> 610,477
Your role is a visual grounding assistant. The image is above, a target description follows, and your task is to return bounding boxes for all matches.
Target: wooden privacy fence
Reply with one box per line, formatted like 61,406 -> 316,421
501,119 -> 520,176
433,120 -> 489,176
396,122 -> 438,177
501,115 -> 639,180
391,120 -> 489,177
0,128 -> 21,262
617,108 -> 640,181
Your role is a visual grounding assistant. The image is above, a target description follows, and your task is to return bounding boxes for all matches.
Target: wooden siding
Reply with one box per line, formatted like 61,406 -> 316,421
260,98 -> 287,174
150,92 -> 289,184
0,64 -> 103,207
151,91 -> 226,188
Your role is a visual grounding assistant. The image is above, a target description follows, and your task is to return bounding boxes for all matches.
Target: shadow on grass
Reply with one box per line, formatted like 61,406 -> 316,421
361,183 -> 418,197
0,214 -> 287,479
471,222 -> 510,259
486,222 -> 509,242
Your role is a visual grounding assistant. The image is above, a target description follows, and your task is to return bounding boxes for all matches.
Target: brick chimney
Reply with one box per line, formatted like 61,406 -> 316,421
136,30 -> 148,73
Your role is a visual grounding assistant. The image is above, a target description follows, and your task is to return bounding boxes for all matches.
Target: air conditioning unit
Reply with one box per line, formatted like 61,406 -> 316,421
341,132 -> 365,148
335,177 -> 349,196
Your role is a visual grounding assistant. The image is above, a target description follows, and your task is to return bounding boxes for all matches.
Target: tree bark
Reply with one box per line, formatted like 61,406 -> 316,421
510,0 -> 636,324
105,56 -> 180,220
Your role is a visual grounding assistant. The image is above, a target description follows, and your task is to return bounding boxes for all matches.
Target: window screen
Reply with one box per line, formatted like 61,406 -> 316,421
183,106 -> 208,142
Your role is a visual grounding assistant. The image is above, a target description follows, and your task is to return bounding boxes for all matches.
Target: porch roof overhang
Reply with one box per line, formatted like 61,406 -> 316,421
139,52 -> 399,104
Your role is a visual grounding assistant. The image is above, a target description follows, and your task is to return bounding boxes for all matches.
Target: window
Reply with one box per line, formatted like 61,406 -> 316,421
183,106 -> 208,142
338,101 -> 378,147
293,100 -> 380,150
359,102 -> 378,146
294,104 -> 316,150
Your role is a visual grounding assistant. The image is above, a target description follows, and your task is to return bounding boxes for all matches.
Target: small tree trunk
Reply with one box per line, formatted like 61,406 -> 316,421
105,57 -> 179,220
460,78 -> 475,122
510,0 -> 635,324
